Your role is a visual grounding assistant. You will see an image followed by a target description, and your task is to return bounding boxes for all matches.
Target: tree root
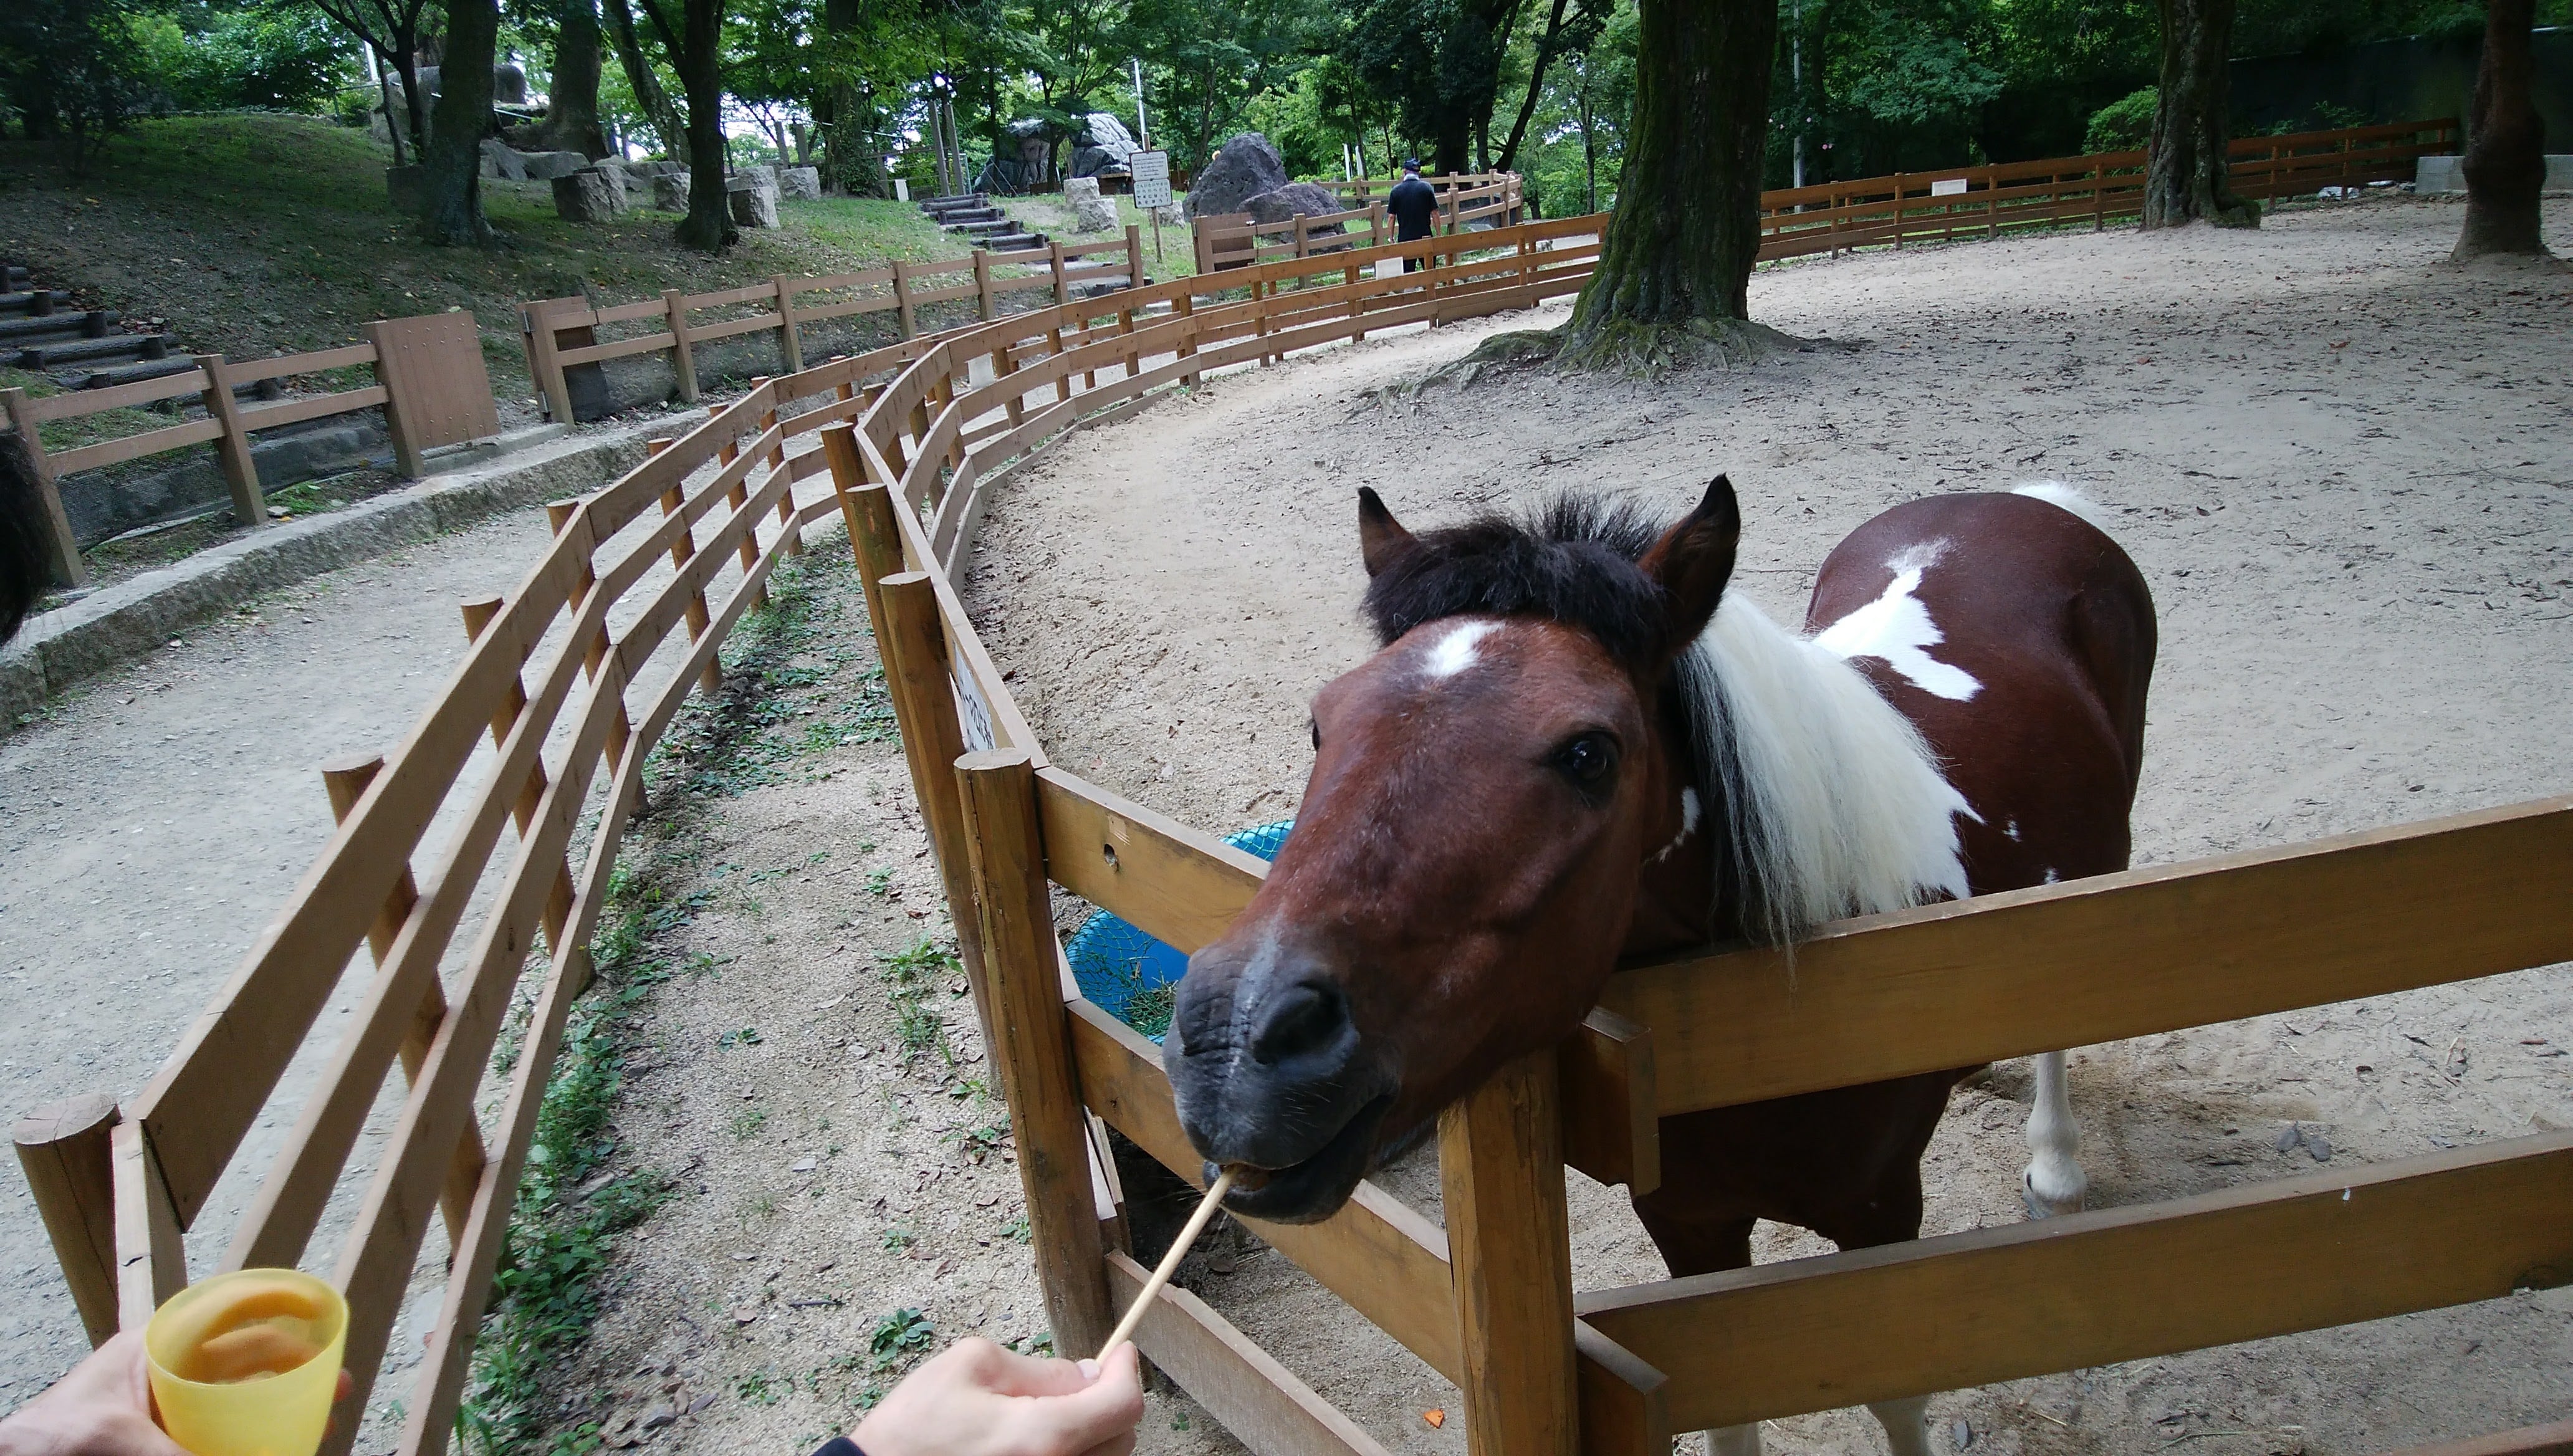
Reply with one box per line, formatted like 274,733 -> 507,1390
1410,316 -> 1849,391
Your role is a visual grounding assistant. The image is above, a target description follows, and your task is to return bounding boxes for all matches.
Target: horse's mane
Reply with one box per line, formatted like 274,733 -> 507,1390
1361,492 -> 1972,945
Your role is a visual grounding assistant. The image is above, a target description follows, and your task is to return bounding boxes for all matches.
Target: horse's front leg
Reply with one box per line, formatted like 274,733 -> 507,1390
2021,1049 -> 2088,1218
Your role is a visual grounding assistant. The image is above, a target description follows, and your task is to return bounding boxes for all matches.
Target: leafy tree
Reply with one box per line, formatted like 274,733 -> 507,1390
515,0 -> 609,156
1491,0 -> 1611,174
600,0 -> 682,155
2082,85 -> 2157,150
1334,0 -> 1528,172
130,4 -> 357,113
0,0 -> 144,168
2141,0 -> 2258,225
2451,0 -> 2554,259
1128,0 -> 1325,171
292,0 -> 443,165
421,0 -> 501,241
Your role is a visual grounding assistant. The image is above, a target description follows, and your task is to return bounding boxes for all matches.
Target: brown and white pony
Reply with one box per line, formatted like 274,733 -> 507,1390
1166,477 -> 2154,1455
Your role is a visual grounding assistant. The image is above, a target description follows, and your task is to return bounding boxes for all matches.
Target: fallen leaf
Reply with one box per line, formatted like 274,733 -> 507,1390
1424,1410 -> 1445,1429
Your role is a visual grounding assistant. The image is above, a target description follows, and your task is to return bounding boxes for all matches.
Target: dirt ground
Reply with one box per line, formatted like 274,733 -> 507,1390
959,194 -> 2573,1455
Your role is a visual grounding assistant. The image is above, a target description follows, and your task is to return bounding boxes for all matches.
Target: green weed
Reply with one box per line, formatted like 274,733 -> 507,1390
869,1308 -> 937,1371
732,1106 -> 770,1139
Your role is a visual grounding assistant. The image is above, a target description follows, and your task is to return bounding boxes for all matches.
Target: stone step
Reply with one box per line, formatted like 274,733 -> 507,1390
0,309 -> 114,343
979,233 -> 1047,251
16,333 -> 171,370
1,265 -> 27,290
0,290 -> 75,317
946,218 -> 1013,236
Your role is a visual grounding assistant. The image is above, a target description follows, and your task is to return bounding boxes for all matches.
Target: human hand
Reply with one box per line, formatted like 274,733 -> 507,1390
0,1331 -> 355,1456
855,1339 -> 1144,1456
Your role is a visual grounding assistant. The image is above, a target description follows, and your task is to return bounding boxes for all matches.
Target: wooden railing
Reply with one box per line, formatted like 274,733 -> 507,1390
0,313 -> 500,588
519,227 -> 1148,426
1757,117 -> 2458,259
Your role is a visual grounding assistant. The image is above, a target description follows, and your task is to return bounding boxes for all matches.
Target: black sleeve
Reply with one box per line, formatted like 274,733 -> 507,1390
808,1439 -> 864,1456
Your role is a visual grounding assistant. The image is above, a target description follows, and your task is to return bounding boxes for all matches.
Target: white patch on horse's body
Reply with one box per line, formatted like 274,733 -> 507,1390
1811,546 -> 1983,702
2004,819 -> 2023,842
1673,595 -> 1978,941
1421,619 -> 1500,679
2012,481 -> 2116,536
2042,868 -> 2060,883
1651,787 -> 1703,864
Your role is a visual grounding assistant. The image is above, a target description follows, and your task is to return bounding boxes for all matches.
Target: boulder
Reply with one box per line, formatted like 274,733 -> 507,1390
651,171 -> 692,211
1181,132 -> 1286,222
727,173 -> 780,229
480,138 -> 530,181
1063,176 -> 1119,232
520,150 -> 590,180
779,165 -> 822,199
628,158 -> 689,177
553,168 -> 625,222
1241,181 -> 1346,234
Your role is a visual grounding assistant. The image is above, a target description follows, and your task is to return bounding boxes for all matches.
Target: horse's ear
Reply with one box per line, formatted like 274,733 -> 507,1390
1639,476 -> 1741,651
1358,487 -> 1418,578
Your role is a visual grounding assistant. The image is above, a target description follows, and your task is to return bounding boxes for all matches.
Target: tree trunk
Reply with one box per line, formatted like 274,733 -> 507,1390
395,43 -> 431,163
529,0 -> 610,158
2142,0 -> 2257,227
1561,0 -> 1780,360
421,0 -> 498,243
2452,0 -> 2552,259
602,0 -> 684,155
671,0 -> 734,250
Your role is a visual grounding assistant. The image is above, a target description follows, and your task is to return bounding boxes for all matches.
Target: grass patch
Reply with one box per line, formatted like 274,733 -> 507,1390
459,541 -> 873,1452
0,114 -> 974,400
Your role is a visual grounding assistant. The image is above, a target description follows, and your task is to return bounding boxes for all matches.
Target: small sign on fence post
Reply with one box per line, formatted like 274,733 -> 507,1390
1131,150 -> 1171,261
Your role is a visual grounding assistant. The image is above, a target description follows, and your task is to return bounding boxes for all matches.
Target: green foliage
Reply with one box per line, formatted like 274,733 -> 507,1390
128,4 -> 356,113
868,1308 -> 937,1370
0,0 -> 144,170
2083,85 -> 2158,153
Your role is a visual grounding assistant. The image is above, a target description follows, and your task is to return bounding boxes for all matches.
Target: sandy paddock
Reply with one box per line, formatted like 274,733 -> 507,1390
962,196 -> 2573,1455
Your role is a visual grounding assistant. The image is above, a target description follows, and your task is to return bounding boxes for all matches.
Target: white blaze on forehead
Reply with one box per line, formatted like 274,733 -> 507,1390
1421,620 -> 1502,679
1811,541 -> 1981,702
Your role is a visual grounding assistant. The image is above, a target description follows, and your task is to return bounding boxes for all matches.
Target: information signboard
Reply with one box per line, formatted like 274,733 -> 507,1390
1131,150 -> 1172,210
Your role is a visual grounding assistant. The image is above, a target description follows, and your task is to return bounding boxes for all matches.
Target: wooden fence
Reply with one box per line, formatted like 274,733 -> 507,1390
0,312 -> 499,588
23,157 -> 2559,1456
520,227 -> 1147,426
1758,117 -> 2458,259
1195,176 -> 1526,273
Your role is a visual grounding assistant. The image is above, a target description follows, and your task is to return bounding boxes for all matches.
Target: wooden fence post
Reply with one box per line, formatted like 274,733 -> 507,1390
112,1119 -> 184,1329
364,321 -> 429,479
874,571 -> 995,1049
320,753 -> 489,1247
1441,1048 -> 1579,1456
973,249 -> 996,322
954,749 -> 1116,1360
0,386 -> 87,587
720,393 -> 772,612
646,438 -> 724,697
1174,295 -> 1199,386
663,290 -> 700,403
762,396 -> 801,557
14,1093 -> 121,1346
1050,241 -> 1070,307
455,597 -> 586,960
194,355 -> 266,529
522,299 -> 576,425
893,260 -> 919,340
774,277 -> 806,373
1124,223 -> 1143,287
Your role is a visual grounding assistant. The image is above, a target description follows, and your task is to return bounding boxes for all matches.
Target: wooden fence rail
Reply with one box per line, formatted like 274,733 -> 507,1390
0,312 -> 500,588
21,144 -> 2545,1456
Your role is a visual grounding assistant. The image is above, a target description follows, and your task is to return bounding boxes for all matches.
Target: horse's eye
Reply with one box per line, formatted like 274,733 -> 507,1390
1553,732 -> 1618,790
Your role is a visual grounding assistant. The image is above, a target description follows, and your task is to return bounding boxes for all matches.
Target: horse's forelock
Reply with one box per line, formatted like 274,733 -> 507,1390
1359,494 -> 1674,669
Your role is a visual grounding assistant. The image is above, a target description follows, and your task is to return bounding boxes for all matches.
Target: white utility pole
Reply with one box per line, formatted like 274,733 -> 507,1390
1131,58 -> 1149,147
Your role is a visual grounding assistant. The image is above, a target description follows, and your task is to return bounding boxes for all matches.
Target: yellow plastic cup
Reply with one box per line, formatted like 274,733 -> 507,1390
143,1268 -> 348,1456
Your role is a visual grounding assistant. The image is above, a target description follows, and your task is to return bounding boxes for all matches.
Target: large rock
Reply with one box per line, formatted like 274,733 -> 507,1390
628,158 -> 689,178
480,138 -> 529,181
1242,181 -> 1347,234
651,171 -> 692,211
779,165 -> 822,199
727,173 -> 780,229
1180,132 -> 1286,222
553,168 -> 625,222
1062,176 -> 1119,232
520,150 -> 590,180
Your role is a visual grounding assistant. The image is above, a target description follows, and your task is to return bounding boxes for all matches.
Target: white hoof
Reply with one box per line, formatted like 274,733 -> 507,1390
2023,1166 -> 2087,1220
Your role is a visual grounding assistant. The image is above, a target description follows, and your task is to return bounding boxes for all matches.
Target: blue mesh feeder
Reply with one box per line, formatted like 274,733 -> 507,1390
1065,819 -> 1293,1042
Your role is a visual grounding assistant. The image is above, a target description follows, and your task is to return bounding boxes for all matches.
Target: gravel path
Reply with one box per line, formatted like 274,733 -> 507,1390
0,509 -> 562,1397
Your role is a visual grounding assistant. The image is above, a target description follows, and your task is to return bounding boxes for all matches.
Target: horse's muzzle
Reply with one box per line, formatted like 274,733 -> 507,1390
1164,946 -> 1394,1223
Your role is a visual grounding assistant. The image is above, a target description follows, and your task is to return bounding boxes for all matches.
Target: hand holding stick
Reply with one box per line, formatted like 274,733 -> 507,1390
1096,1168 -> 1237,1360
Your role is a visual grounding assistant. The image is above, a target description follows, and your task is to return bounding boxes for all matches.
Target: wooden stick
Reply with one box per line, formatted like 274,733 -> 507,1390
1098,1168 -> 1234,1359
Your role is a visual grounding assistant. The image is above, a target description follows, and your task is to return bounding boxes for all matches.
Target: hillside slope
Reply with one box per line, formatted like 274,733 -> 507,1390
0,115 -> 969,405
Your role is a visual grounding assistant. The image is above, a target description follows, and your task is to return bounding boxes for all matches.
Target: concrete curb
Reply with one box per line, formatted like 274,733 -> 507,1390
2,415 -> 689,727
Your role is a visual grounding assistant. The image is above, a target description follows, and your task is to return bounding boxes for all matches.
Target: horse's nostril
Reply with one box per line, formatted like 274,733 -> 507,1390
1250,980 -> 1351,1066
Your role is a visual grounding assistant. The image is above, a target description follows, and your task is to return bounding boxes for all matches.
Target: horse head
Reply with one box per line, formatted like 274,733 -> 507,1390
1165,478 -> 1740,1222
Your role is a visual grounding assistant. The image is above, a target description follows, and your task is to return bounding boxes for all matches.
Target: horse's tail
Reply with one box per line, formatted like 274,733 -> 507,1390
2011,481 -> 2117,539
